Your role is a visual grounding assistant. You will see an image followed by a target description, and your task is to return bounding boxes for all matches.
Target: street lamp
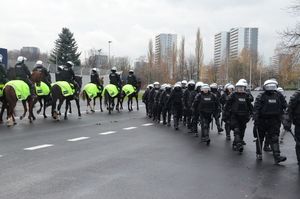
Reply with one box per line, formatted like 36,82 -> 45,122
108,41 -> 112,67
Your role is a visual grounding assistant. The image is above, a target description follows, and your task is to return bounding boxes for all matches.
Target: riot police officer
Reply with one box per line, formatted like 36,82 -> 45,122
127,69 -> 137,88
224,80 -> 253,153
153,84 -> 165,122
60,61 -> 79,95
192,84 -> 219,144
253,79 -> 287,164
210,83 -> 223,133
142,84 -> 153,117
90,68 -> 103,91
0,54 -> 7,85
160,84 -> 172,126
220,83 -> 235,140
148,82 -> 160,118
169,83 -> 184,130
32,60 -> 51,87
287,89 -> 300,167
183,80 -> 197,130
109,67 -> 122,89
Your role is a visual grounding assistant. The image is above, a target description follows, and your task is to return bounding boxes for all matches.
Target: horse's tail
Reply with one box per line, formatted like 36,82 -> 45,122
81,90 -> 86,101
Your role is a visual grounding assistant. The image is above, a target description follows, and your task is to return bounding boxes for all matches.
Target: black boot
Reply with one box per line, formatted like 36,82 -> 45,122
216,119 -> 223,133
272,143 -> 287,164
225,124 -> 231,140
256,138 -> 263,160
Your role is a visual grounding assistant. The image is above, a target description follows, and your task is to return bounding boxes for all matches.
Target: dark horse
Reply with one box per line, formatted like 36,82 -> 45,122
103,84 -> 121,114
0,72 -> 42,126
120,80 -> 141,112
51,76 -> 82,120
81,84 -> 104,113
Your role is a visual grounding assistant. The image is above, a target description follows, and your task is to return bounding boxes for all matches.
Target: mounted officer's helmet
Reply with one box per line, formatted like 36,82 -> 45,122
263,79 -> 278,91
57,65 -> 64,71
201,84 -> 210,92
17,56 -> 27,63
111,66 -> 117,72
210,83 -> 218,89
35,60 -> 43,66
92,67 -> 99,72
66,61 -> 74,68
129,69 -> 134,74
153,82 -> 160,89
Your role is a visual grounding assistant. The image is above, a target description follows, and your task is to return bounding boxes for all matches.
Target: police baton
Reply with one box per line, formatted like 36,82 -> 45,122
253,126 -> 263,158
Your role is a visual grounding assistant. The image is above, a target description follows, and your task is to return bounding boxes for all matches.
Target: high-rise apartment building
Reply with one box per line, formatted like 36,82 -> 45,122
155,33 -> 177,78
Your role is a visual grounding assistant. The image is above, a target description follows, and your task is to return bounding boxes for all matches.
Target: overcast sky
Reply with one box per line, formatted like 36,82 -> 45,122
1,0 -> 298,64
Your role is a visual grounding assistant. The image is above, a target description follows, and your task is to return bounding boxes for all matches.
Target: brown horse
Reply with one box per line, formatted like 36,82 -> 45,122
0,71 -> 42,126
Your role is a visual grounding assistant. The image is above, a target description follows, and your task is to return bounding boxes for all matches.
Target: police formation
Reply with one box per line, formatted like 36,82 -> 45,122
0,56 -> 140,122
142,79 -> 300,167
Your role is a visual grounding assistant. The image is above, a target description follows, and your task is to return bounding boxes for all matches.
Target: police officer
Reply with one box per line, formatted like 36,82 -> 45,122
195,82 -> 203,93
169,83 -> 184,130
109,67 -> 122,89
192,84 -> 219,144
55,65 -> 64,81
224,80 -> 253,153
14,56 -> 36,97
148,82 -> 160,118
183,80 -> 197,131
153,84 -> 165,122
0,54 -> 8,85
253,79 -> 287,163
32,60 -> 51,87
90,67 -> 103,91
220,83 -> 235,140
210,83 -> 223,133
160,84 -> 172,126
60,61 -> 80,98
142,84 -> 153,117
287,89 -> 300,167
127,69 -> 137,88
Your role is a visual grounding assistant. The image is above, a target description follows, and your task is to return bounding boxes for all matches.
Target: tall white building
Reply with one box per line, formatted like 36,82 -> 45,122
155,33 -> 177,77
214,32 -> 230,68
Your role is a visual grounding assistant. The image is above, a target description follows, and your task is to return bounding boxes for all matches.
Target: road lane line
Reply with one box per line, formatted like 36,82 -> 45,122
123,127 -> 137,130
99,131 -> 117,135
141,123 -> 154,126
24,144 -> 53,151
67,137 -> 90,142
0,155 -> 3,158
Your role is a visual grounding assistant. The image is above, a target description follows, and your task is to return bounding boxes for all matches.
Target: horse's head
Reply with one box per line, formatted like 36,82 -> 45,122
74,76 -> 83,89
31,71 -> 43,84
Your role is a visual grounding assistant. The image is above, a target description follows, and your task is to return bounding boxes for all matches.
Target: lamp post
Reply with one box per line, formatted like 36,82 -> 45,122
108,41 -> 112,67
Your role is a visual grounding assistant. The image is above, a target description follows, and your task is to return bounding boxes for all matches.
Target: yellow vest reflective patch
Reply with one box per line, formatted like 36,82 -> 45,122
83,83 -> 101,99
122,84 -> 136,96
35,82 -> 50,96
4,80 -> 30,100
103,84 -> 119,98
52,81 -> 75,97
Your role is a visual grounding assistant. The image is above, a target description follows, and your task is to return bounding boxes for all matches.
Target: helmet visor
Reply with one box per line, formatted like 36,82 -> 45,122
265,84 -> 277,91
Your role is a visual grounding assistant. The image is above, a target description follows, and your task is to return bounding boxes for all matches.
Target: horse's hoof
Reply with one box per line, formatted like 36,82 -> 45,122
19,116 -> 23,120
44,115 -> 48,119
78,116 -> 82,119
33,117 -> 36,120
101,109 -> 103,112
64,117 -> 68,120
86,110 -> 89,114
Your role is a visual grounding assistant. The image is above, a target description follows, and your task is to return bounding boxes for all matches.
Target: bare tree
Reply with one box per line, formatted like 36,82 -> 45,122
187,55 -> 196,80
171,43 -> 177,81
195,28 -> 204,81
147,39 -> 154,83
178,36 -> 185,80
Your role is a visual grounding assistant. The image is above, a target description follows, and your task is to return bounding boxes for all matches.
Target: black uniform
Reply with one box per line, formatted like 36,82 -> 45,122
220,91 -> 232,140
0,63 -> 7,84
60,66 -> 79,93
55,68 -> 63,82
224,92 -> 253,152
183,84 -> 197,130
90,71 -> 103,91
169,86 -> 184,130
160,87 -> 172,126
253,90 -> 287,163
14,62 -> 35,95
32,65 -> 51,87
127,73 -> 137,88
153,88 -> 164,122
148,87 -> 160,118
142,87 -> 152,116
287,90 -> 300,165
109,72 -> 122,89
192,91 -> 219,143
211,88 -> 223,132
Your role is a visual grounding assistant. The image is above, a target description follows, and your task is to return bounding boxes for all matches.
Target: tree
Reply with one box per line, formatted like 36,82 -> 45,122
178,36 -> 185,80
49,27 -> 81,66
171,43 -> 177,81
195,28 -> 204,81
147,39 -> 154,83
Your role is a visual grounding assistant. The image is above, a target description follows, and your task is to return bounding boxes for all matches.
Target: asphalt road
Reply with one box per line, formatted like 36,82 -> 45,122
0,91 -> 300,199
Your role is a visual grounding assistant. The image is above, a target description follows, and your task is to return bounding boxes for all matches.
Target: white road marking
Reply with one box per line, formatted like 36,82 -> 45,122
0,155 -> 3,158
24,144 -> 53,151
142,123 -> 154,126
123,127 -> 137,130
99,131 -> 117,135
67,137 -> 90,142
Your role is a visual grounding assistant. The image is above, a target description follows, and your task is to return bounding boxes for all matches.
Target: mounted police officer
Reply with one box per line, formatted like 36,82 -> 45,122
253,79 -> 287,164
127,69 -> 137,88
220,83 -> 235,140
109,67 -> 122,90
287,89 -> 300,167
90,67 -> 103,91
55,65 -> 64,81
32,60 -> 51,88
160,84 -> 172,126
60,61 -> 79,92
183,80 -> 197,131
169,83 -> 184,130
224,80 -> 253,153
148,82 -> 160,118
210,82 -> 223,133
192,84 -> 219,144
0,54 -> 7,85
13,56 -> 36,98
142,84 -> 153,117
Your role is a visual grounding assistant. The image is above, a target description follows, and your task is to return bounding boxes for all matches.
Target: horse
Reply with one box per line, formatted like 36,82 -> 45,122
81,83 -> 103,113
103,84 -> 121,114
51,76 -> 82,120
120,80 -> 141,112
0,72 -> 42,126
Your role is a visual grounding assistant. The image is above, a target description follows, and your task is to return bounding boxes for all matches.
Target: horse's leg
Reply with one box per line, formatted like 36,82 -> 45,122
136,94 -> 139,111
86,96 -> 90,114
43,98 -> 48,118
76,98 -> 81,118
0,100 -> 6,123
37,97 -> 42,114
128,97 -> 130,112
64,99 -> 69,120
99,96 -> 103,112
68,101 -> 72,114
20,100 -> 27,120
28,97 -> 35,123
